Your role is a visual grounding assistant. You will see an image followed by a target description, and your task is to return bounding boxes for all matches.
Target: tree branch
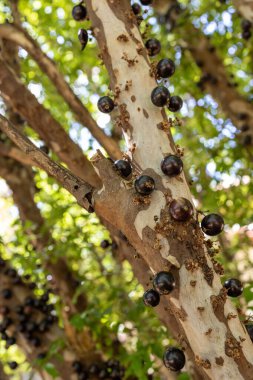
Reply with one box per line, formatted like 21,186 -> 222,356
0,114 -> 94,212
233,0 -> 253,21
0,22 -> 122,159
86,2 -> 253,378
0,59 -> 100,187
0,141 -> 34,166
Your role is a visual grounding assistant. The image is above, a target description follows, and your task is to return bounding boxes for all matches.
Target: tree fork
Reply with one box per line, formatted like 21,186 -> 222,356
86,1 -> 253,379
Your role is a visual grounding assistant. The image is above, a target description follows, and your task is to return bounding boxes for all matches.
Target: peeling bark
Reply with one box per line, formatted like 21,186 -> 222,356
85,2 -> 253,379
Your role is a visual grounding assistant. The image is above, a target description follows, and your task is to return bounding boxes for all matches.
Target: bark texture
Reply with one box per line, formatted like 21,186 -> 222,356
85,2 -> 253,379
0,60 -> 100,187
0,23 -> 121,160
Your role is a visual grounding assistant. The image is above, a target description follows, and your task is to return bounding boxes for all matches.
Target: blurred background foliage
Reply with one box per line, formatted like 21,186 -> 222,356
0,0 -> 253,379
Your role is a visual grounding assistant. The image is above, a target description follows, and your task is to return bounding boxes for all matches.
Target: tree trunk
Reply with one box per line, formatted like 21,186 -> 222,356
85,1 -> 253,379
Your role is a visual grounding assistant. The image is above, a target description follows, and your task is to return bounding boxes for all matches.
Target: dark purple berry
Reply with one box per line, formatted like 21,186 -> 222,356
143,289 -> 160,307
168,96 -> 183,112
8,361 -> 18,370
114,160 -> 132,178
163,347 -> 185,371
132,3 -> 141,15
224,278 -> 243,297
169,198 -> 194,222
6,336 -> 16,347
140,0 -> 153,5
26,321 -> 37,333
72,3 -> 87,21
241,19 -> 252,31
242,134 -> 252,146
25,297 -> 35,307
157,58 -> 175,78
78,372 -> 89,380
97,96 -> 115,113
161,155 -> 183,177
0,306 -> 10,315
151,86 -> 170,107
31,336 -> 41,347
201,213 -> 224,236
153,272 -> 175,295
89,364 -> 100,375
5,268 -> 17,278
2,288 -> 12,299
246,324 -> 253,342
100,240 -> 110,249
37,352 -> 47,360
78,29 -> 88,50
145,38 -> 161,57
134,175 -> 155,195
242,30 -> 251,40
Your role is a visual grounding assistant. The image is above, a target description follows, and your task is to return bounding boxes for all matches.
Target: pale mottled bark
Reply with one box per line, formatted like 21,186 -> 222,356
85,2 -> 253,379
0,23 -> 121,160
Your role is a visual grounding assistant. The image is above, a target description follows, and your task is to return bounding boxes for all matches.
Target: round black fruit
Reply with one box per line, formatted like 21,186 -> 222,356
78,29 -> 88,50
169,198 -> 194,222
114,160 -> 132,178
151,86 -> 170,107
241,19 -> 252,31
100,240 -> 110,249
72,3 -> 87,21
145,38 -> 161,57
140,0 -> 153,5
224,278 -> 243,297
134,175 -> 155,195
8,361 -> 18,370
153,272 -> 175,295
157,58 -> 175,78
2,288 -> 12,299
97,96 -> 115,113
168,96 -> 183,112
143,289 -> 160,307
163,347 -> 185,371
246,324 -> 253,342
242,30 -> 252,40
201,213 -> 224,236
161,155 -> 183,177
132,3 -> 141,15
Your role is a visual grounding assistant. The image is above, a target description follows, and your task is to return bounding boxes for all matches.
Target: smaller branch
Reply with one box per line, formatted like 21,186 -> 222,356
0,141 -> 34,166
0,114 -> 94,212
0,23 -> 122,159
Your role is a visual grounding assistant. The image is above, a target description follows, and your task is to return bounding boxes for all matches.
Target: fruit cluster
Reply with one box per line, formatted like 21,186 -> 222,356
0,258 -> 57,365
71,0 -> 251,376
72,359 -> 125,380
